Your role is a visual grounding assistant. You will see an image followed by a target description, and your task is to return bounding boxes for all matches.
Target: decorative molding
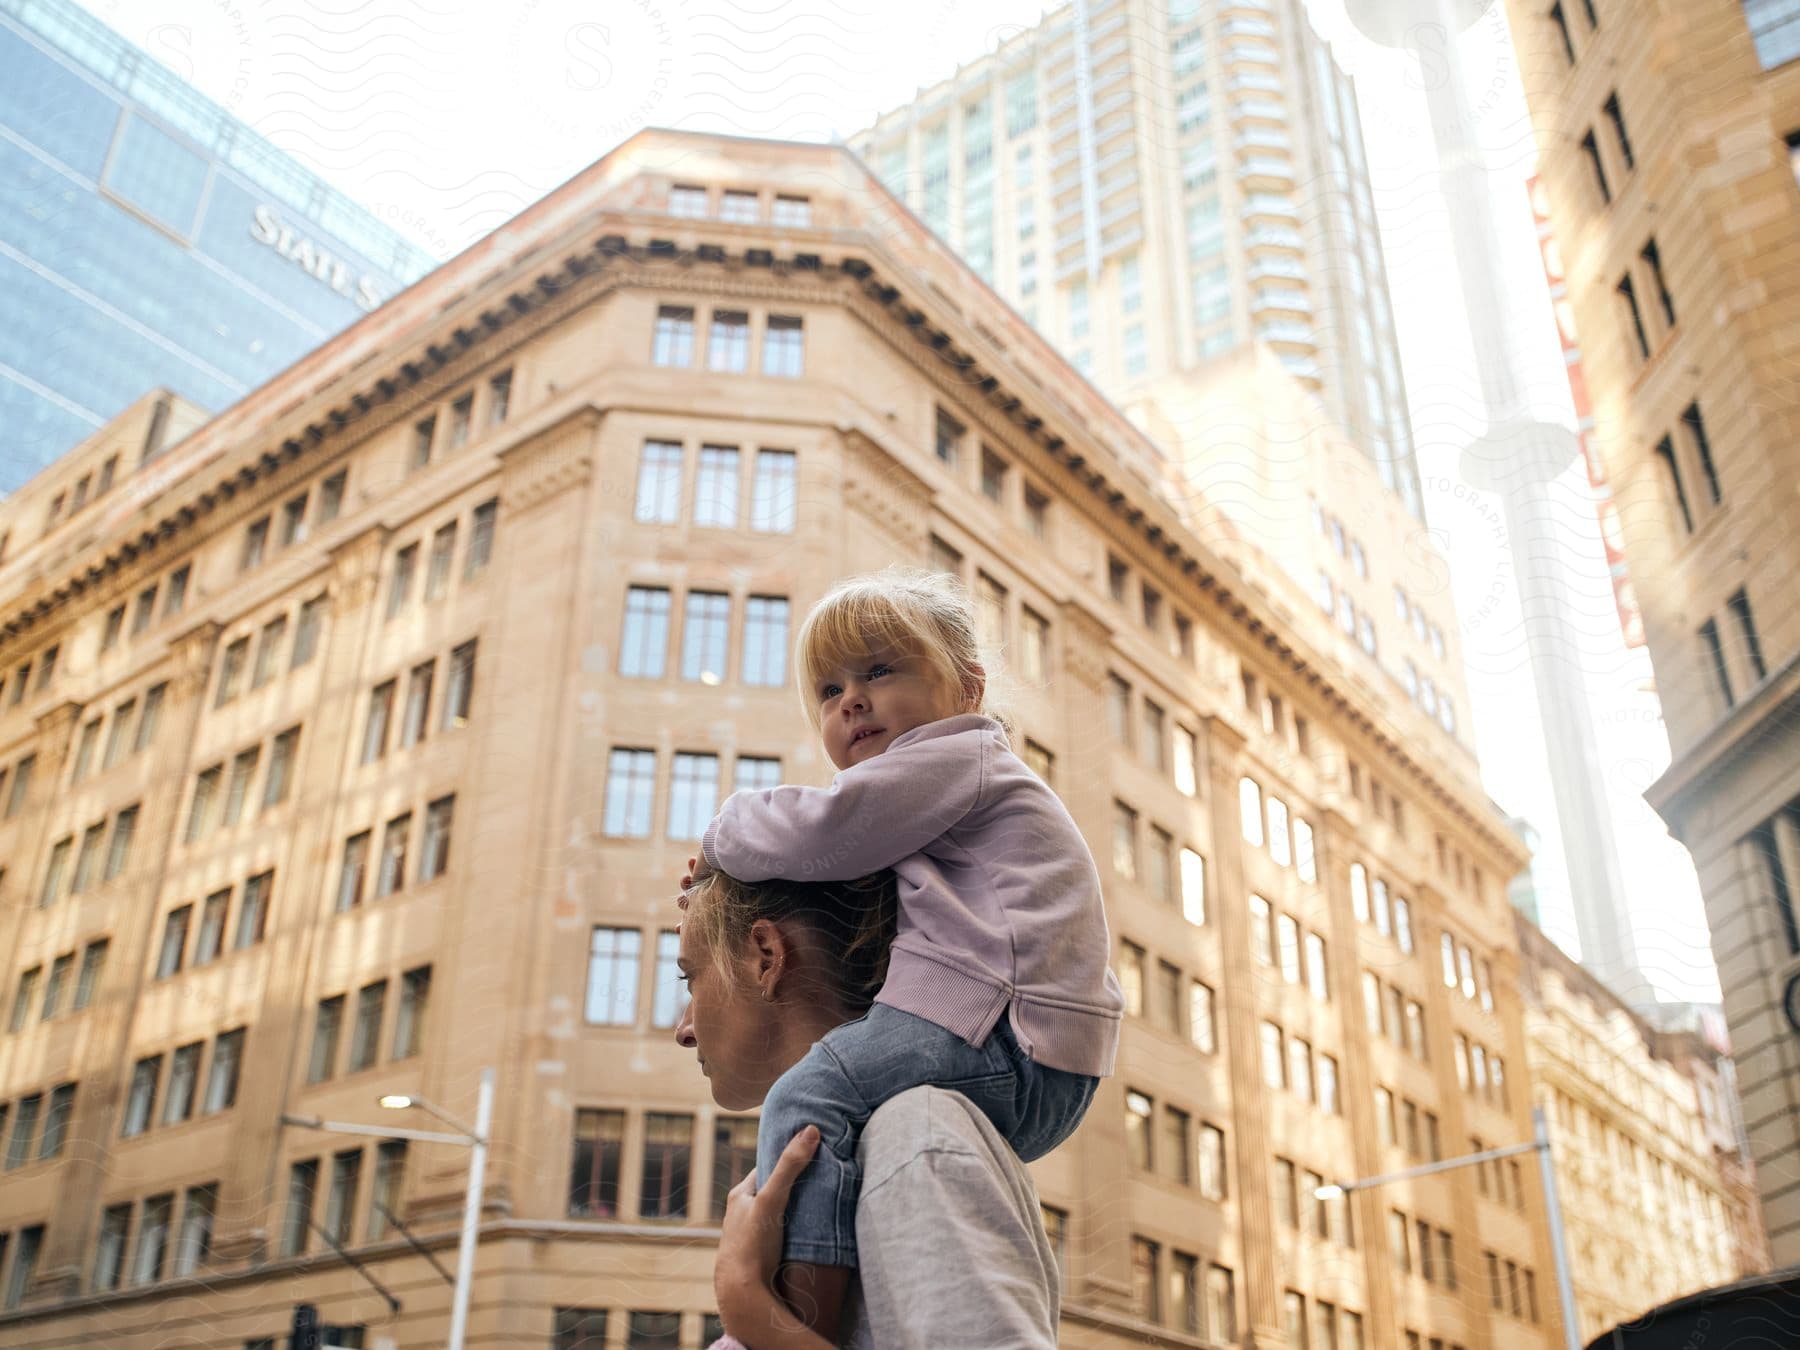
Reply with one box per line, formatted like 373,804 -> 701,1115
1055,597 -> 1115,691
167,620 -> 222,700
328,529 -> 391,616
840,427 -> 932,557
498,407 -> 601,513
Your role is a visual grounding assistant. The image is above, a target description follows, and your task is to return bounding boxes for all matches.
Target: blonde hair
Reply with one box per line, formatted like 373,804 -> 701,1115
683,871 -> 898,1014
794,567 -> 1013,734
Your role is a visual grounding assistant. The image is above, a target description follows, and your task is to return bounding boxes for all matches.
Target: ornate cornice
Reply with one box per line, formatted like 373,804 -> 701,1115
0,188 -> 1520,862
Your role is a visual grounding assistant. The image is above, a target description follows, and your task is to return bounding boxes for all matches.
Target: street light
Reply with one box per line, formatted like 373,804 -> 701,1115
1315,1106 -> 1581,1350
280,1066 -> 495,1350
380,1072 -> 494,1350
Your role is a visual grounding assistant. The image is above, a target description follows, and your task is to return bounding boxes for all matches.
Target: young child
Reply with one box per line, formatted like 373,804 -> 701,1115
689,566 -> 1123,1338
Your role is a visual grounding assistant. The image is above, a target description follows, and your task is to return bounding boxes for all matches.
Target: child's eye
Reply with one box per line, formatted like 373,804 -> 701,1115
820,683 -> 842,701
868,664 -> 892,680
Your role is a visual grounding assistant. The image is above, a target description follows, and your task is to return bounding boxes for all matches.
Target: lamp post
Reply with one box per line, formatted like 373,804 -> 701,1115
280,1066 -> 495,1350
1316,1106 -> 1581,1350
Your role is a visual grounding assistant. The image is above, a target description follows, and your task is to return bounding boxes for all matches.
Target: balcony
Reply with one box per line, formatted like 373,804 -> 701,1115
1245,225 -> 1305,250
1251,288 -> 1313,317
1237,155 -> 1296,188
1241,193 -> 1300,224
1247,257 -> 1307,283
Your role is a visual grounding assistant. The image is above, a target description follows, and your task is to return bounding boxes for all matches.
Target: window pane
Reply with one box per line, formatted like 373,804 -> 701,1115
585,927 -> 642,1025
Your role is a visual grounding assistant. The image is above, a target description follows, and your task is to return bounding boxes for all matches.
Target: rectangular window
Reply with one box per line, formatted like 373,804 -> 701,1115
401,660 -> 435,748
74,940 -> 107,1010
350,981 -> 387,1072
104,805 -> 138,881
318,471 -> 347,524
447,393 -> 473,451
634,439 -> 684,522
292,597 -> 326,668
749,447 -> 798,532
1683,403 -> 1722,504
1277,912 -> 1302,984
680,591 -> 731,682
71,718 -> 101,783
694,445 -> 740,528
763,315 -> 805,377
251,616 -> 287,689
707,310 -> 751,372
1189,980 -> 1216,1053
650,929 -> 688,1029
1580,129 -> 1611,204
652,306 -> 695,366
412,416 -> 437,470
603,748 -> 656,837
215,637 -> 248,707
640,1113 -> 693,1218
203,1028 -> 244,1112
488,369 -> 512,425
222,747 -> 259,827
367,1140 -> 407,1241
377,814 -> 411,897
280,492 -> 309,548
1250,894 -> 1274,965
282,1159 -> 319,1257
935,409 -> 965,469
570,1108 -> 625,1217
1112,800 -> 1139,882
772,194 -> 812,226
1304,931 -> 1329,1001
1132,1237 -> 1161,1323
195,888 -> 229,963
1206,1265 -> 1237,1340
241,516 -> 270,571
711,1116 -> 760,1222
742,596 -> 790,686
667,752 -> 719,839
40,953 -> 72,1019
1147,827 -> 1175,906
394,968 -> 431,1059
5,1093 -> 40,1169
1239,777 -> 1264,846
39,838 -> 71,906
337,834 -> 371,912
362,681 -> 395,763
128,1192 -> 172,1285
424,522 -> 457,601
308,995 -> 345,1083
1549,2 -> 1576,60
231,867 -> 271,947
386,543 -> 419,618
442,641 -> 477,729
721,190 -> 759,222
1023,485 -> 1049,540
324,1148 -> 363,1245
156,904 -> 192,979
1700,618 -> 1734,709
419,795 -> 455,881
123,1054 -> 161,1136
162,1041 -> 201,1124
1729,588 -> 1767,684
1125,1089 -> 1154,1170
1118,940 -> 1145,1017
1641,237 -> 1673,327
95,1204 -> 132,1291
1605,91 -> 1635,169
38,1084 -> 75,1161
734,755 -> 781,794
1260,1020 -> 1286,1089
1618,273 -> 1650,358
466,499 -> 498,577
586,927 -> 642,1026
262,726 -> 300,810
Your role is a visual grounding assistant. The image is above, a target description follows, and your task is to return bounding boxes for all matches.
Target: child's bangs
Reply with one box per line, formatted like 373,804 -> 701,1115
797,587 -> 930,694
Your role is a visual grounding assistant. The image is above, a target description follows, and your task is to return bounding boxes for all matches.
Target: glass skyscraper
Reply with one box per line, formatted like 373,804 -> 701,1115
0,0 -> 435,492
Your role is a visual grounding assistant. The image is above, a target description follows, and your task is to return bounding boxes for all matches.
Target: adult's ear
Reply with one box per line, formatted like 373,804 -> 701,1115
746,917 -> 792,996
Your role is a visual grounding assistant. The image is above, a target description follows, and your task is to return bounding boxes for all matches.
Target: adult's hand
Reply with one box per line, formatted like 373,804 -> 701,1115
715,1126 -> 835,1350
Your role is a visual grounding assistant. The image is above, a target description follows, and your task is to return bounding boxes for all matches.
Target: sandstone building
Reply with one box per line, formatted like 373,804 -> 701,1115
1500,0 -> 1800,1262
0,130 -> 1558,1348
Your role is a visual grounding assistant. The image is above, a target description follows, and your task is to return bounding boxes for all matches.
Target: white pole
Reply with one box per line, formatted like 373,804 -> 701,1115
447,1068 -> 494,1350
1534,1105 -> 1583,1350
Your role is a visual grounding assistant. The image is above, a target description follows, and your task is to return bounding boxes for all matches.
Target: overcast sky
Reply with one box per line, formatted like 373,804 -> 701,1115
70,0 -> 1720,1002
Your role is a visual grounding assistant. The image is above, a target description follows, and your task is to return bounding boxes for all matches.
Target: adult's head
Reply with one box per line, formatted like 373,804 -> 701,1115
674,869 -> 897,1110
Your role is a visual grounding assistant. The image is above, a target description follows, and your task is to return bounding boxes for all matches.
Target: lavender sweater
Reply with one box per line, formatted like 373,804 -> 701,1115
700,714 -> 1122,1077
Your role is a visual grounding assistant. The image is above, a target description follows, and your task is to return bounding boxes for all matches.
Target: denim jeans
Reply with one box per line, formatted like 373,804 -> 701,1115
754,1002 -> 1100,1269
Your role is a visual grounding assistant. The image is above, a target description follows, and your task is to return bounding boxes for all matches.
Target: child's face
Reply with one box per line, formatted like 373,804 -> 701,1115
815,647 -> 965,771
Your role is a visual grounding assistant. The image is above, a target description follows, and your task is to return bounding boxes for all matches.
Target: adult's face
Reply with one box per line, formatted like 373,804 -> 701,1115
672,917 -> 790,1111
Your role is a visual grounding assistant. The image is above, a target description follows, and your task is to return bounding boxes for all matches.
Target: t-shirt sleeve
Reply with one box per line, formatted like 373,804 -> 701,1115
851,1089 -> 1059,1348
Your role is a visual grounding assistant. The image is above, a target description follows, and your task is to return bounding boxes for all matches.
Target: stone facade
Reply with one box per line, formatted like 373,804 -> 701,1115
0,131 -> 1555,1348
1517,915 -> 1766,1343
1500,0 -> 1800,1263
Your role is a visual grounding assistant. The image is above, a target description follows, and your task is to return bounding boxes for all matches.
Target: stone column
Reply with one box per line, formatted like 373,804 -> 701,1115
1051,595 -> 1135,1317
1201,713 -> 1282,1349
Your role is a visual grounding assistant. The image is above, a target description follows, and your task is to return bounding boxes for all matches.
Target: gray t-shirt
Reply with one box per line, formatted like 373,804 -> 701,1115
841,1086 -> 1060,1348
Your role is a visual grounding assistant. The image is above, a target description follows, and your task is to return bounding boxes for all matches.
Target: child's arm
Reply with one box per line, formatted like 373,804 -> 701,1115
702,732 -> 985,883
